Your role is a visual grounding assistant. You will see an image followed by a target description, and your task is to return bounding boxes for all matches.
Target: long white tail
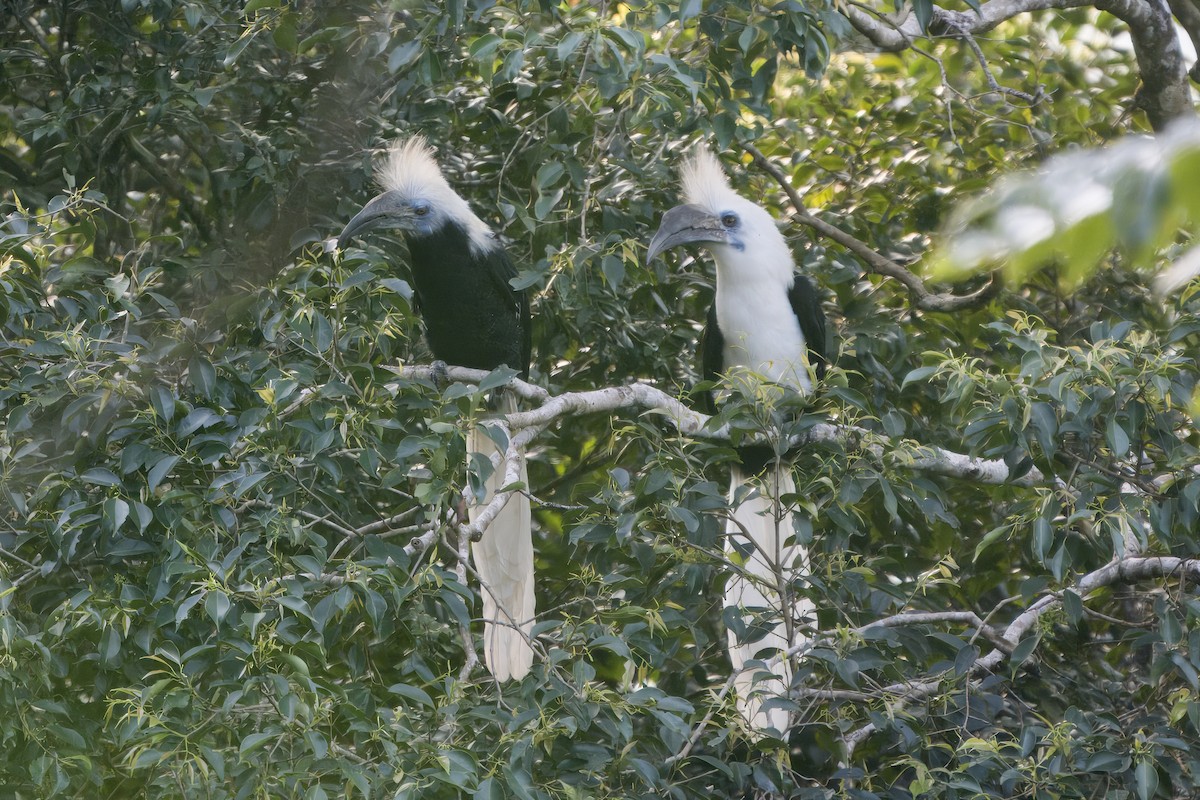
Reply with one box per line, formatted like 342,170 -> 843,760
725,465 -> 814,735
467,394 -> 535,681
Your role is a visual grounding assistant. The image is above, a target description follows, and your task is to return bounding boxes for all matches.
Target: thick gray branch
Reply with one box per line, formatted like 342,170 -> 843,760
1095,0 -> 1193,130
394,366 -> 1053,486
843,0 -> 1092,51
1167,0 -> 1200,80
843,0 -> 1194,131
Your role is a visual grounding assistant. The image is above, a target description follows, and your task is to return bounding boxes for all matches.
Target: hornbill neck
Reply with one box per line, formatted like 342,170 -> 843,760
405,218 -> 484,262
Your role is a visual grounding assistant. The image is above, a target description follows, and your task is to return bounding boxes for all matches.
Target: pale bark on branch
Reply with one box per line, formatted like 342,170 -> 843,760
390,364 -> 1187,760
840,554 -> 1200,757
251,365 -> 1068,579
395,364 -> 1053,501
842,0 -> 1195,132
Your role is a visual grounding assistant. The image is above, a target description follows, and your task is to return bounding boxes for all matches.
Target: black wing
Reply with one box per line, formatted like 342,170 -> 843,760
475,245 -> 532,381
788,274 -> 827,381
480,245 -> 532,379
518,283 -> 531,379
697,302 -> 724,415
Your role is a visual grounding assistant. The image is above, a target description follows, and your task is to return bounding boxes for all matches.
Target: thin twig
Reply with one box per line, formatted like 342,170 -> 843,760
740,142 -> 999,312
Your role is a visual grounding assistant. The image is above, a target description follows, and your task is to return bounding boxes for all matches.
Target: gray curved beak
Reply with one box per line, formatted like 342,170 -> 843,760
646,203 -> 728,262
337,191 -> 406,248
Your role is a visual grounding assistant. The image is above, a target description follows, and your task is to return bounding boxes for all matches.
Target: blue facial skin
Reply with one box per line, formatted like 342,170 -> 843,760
720,211 -> 745,251
339,191 -> 452,242
406,200 -> 438,237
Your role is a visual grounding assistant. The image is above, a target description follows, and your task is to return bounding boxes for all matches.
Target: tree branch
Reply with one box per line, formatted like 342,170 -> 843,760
668,608 -> 1009,764
453,527 -> 481,680
841,554 -> 1200,758
394,365 -> 1053,489
1094,0 -> 1193,130
844,0 -> 1093,50
740,143 -> 1000,312
124,133 -> 213,236
842,0 -> 1194,131
1167,0 -> 1200,81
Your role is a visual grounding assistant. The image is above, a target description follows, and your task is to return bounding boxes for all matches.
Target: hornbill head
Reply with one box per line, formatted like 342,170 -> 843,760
337,136 -> 494,253
645,203 -> 739,262
338,189 -> 440,243
645,145 -> 793,285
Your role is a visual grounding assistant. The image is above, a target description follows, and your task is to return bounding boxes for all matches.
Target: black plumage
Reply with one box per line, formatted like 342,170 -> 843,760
404,222 -> 530,378
337,137 -> 536,681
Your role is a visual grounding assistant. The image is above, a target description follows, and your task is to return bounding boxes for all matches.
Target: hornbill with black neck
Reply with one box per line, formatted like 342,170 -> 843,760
647,145 -> 826,735
338,138 -> 534,681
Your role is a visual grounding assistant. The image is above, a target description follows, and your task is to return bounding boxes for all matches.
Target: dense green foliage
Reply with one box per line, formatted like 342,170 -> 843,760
3,1 -> 1199,798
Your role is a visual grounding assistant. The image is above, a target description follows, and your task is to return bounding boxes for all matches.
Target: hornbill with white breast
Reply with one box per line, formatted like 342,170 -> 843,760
646,145 -> 826,735
338,138 -> 535,681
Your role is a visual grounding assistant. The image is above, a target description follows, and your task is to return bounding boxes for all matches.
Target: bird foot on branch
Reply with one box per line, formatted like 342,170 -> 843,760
429,359 -> 450,390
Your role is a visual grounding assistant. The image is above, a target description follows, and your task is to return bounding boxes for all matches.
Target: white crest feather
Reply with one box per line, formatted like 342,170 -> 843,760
680,144 -> 740,213
374,136 -> 496,254
374,136 -> 445,197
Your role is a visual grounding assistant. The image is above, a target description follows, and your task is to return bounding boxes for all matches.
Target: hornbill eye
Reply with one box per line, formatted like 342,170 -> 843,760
412,204 -> 430,217
721,212 -> 739,228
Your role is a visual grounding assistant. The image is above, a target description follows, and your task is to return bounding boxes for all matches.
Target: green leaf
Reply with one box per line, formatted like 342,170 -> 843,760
1062,589 -> 1083,625
280,652 -> 311,678
474,778 -> 502,800
605,26 -> 644,54
535,161 -> 564,190
146,454 -> 179,492
1009,634 -> 1040,675
388,40 -> 422,72
1032,517 -> 1053,563
388,682 -> 434,707
902,365 -> 938,389
193,86 -> 218,108
911,0 -> 933,30
1107,417 -> 1130,456
190,355 -> 216,397
534,186 -> 564,220
176,594 -> 203,627
223,33 -> 255,68
556,31 -> 583,61
592,634 -> 631,658
469,34 -> 504,62
239,732 -> 275,756
601,254 -> 625,289
205,590 -> 230,626
178,407 -> 220,436
273,12 -> 298,52
1135,760 -> 1158,800
479,365 -> 519,391
503,766 -> 538,800
103,497 -> 129,532
1112,165 -> 1171,265
1086,750 -> 1130,773
973,525 -> 1008,561
100,626 -> 122,665
81,468 -> 121,487
950,642 -> 979,681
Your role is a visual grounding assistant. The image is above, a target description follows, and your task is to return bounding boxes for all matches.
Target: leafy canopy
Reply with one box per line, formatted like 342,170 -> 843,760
2,1 -> 1199,799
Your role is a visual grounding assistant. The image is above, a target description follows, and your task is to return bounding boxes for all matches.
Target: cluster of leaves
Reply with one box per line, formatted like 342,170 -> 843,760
933,116 -> 1200,287
4,0 -> 1200,798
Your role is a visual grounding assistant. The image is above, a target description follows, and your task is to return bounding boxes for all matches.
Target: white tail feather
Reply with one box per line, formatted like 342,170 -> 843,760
725,465 -> 814,735
467,394 -> 535,681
